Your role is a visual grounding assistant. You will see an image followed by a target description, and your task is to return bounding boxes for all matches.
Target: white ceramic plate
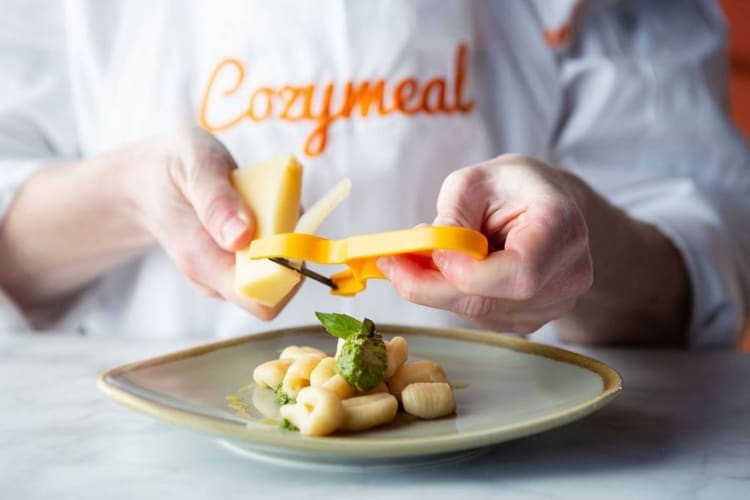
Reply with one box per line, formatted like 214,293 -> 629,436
99,324 -> 622,468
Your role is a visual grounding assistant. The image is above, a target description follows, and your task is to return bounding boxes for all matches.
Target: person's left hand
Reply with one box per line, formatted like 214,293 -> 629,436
377,154 -> 594,334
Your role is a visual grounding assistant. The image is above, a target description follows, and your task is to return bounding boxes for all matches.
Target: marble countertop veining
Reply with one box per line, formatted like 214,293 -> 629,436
1,333 -> 749,500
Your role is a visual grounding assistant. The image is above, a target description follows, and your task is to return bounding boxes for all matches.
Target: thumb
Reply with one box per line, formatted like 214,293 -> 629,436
431,167 -> 492,276
186,168 -> 255,252
432,167 -> 488,230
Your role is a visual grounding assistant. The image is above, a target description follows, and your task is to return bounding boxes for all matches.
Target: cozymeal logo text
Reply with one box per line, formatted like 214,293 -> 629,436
198,43 -> 476,158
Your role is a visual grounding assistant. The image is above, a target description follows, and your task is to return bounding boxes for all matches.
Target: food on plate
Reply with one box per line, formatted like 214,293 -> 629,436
387,360 -> 448,402
400,382 -> 456,419
340,393 -> 399,432
279,386 -> 344,436
280,355 -> 321,400
329,317 -> 387,393
250,312 -> 456,436
252,358 -> 293,389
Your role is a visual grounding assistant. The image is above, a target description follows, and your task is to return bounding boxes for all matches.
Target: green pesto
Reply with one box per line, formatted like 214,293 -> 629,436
334,318 -> 386,393
279,418 -> 299,432
273,383 -> 295,405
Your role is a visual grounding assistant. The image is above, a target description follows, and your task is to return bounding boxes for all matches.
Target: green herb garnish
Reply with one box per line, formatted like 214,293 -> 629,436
316,312 -> 387,393
273,383 -> 295,405
279,418 -> 299,432
314,312 -> 363,339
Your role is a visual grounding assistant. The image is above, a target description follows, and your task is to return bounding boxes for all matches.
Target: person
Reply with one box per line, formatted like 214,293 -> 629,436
0,0 -> 748,347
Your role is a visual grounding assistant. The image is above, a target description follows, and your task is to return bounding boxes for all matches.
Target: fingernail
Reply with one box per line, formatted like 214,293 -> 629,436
236,210 -> 250,225
377,257 -> 393,276
222,216 -> 248,247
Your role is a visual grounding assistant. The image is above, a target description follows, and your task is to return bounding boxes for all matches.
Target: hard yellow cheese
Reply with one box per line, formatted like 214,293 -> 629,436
294,178 -> 351,234
232,155 -> 303,306
232,155 -> 352,307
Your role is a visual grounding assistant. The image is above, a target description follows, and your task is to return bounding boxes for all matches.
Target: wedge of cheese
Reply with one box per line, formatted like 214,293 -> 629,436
232,155 -> 303,306
233,155 -> 352,307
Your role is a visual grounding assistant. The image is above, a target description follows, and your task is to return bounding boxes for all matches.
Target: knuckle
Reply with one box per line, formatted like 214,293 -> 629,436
448,270 -> 474,296
202,191 -> 233,228
441,165 -> 486,198
564,206 -> 589,247
512,271 -> 543,301
175,253 -> 200,284
457,295 -> 495,322
174,244 -> 212,287
572,254 -> 594,294
397,279 -> 421,304
495,152 -> 534,166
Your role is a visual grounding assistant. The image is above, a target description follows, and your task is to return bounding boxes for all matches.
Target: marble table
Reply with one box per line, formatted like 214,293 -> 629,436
1,333 -> 748,500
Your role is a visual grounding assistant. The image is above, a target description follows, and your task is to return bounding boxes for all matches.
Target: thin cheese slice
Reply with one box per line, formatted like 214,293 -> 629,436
233,155 -> 303,306
278,178 -> 352,283
294,178 -> 352,234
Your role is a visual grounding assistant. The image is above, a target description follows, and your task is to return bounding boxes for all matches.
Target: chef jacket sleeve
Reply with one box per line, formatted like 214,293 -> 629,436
552,0 -> 750,348
0,1 -> 79,330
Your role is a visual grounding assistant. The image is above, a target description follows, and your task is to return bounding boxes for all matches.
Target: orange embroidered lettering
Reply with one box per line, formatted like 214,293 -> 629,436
198,43 -> 476,157
248,87 -> 274,121
278,85 -> 306,122
420,78 -> 448,113
394,78 -> 421,115
305,83 -> 338,157
199,58 -> 247,132
339,80 -> 391,118
453,44 -> 475,113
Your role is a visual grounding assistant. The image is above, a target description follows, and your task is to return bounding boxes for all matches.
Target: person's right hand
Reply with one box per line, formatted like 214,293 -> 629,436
121,125 -> 297,320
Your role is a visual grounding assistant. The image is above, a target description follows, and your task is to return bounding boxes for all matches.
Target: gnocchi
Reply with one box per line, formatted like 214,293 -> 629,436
401,382 -> 455,419
249,315 -> 457,436
281,355 -> 321,398
280,345 -> 327,361
387,360 -> 448,402
253,358 -> 294,389
340,393 -> 398,432
279,386 -> 344,436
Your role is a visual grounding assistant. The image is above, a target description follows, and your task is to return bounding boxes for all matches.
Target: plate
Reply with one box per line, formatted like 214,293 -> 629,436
98,324 -> 622,467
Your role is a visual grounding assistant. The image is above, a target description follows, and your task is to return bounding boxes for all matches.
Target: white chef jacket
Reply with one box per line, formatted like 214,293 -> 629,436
1,0 -> 748,347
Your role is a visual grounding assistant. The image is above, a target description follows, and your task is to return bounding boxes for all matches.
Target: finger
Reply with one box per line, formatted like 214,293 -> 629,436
432,215 -> 568,300
180,229 -> 297,320
378,255 -> 496,319
160,207 -> 279,319
489,296 -> 578,326
181,148 -> 255,252
221,272 -> 304,321
190,280 -> 222,299
380,255 -> 577,333
162,211 -> 236,292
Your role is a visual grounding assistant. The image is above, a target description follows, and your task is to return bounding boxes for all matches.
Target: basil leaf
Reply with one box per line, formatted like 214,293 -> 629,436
314,312 -> 363,339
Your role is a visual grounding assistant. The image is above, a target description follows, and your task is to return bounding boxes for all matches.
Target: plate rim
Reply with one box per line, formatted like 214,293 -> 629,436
98,324 -> 623,458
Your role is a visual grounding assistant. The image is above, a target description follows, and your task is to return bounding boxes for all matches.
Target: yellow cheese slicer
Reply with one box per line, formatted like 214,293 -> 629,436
247,226 -> 488,296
